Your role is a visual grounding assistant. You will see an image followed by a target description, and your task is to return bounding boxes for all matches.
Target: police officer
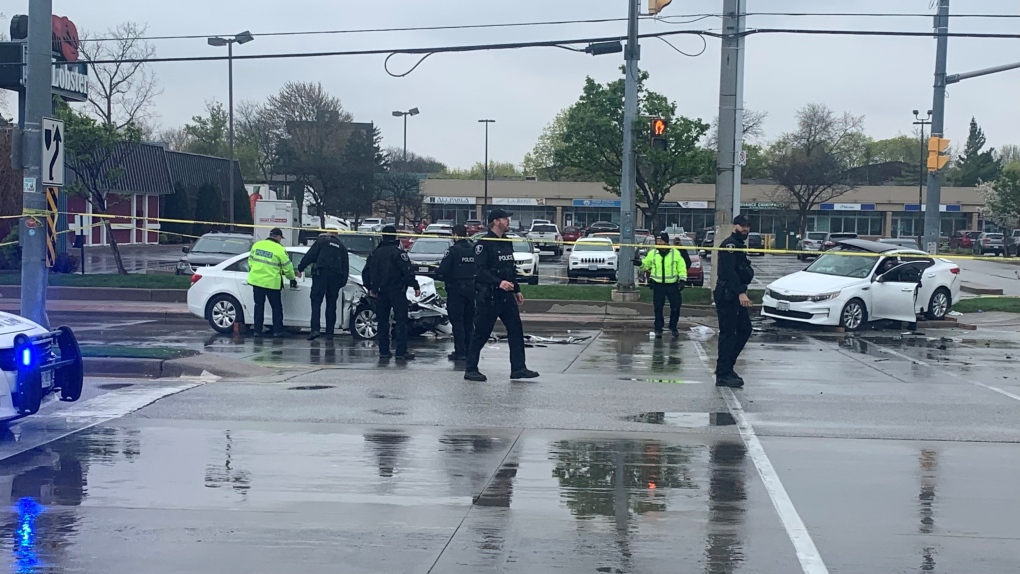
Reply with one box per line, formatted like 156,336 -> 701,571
247,228 -> 297,338
436,224 -> 475,361
714,215 -> 755,388
297,229 -> 350,341
464,209 -> 539,382
363,225 -> 420,360
641,232 -> 688,338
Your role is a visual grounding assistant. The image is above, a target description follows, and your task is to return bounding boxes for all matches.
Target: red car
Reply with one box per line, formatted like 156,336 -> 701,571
948,230 -> 981,249
561,226 -> 583,244
677,236 -> 704,287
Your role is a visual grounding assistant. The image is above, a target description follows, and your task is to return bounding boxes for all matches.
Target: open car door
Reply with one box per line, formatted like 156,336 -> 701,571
870,261 -> 929,322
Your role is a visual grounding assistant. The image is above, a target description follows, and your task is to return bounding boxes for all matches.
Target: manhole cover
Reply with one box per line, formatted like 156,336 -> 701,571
97,383 -> 134,390
287,385 -> 335,391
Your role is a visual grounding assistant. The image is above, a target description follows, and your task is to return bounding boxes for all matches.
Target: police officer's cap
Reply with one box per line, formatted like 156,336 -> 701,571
487,209 -> 513,223
269,227 -> 284,237
732,214 -> 750,226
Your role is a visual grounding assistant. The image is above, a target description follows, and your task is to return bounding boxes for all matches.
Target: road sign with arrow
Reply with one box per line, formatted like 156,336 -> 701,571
42,117 -> 65,187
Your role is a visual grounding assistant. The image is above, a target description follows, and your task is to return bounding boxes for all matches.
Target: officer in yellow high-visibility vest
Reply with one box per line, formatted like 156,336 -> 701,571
640,232 -> 688,338
247,227 -> 297,337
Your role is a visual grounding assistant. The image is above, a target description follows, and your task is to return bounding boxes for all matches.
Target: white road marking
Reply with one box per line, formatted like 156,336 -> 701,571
720,388 -> 831,574
690,338 -> 830,573
818,336 -> 1020,403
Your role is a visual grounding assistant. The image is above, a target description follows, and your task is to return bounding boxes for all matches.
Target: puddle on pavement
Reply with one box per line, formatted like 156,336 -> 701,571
618,377 -> 703,384
624,412 -> 736,427
95,383 -> 134,390
287,385 -> 335,391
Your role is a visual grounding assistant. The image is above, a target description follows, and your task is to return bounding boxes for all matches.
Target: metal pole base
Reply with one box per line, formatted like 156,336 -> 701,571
611,288 -> 641,303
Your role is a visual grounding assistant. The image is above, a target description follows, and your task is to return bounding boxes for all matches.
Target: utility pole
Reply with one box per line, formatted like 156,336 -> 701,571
478,119 -> 494,212
923,0 -> 950,254
612,0 -> 641,301
20,1 -> 53,327
711,0 -> 746,291
913,110 -> 932,247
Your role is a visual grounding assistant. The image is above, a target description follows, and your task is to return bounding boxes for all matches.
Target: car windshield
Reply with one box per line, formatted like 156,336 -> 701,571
985,234 -> 1003,239
531,225 -> 557,233
410,239 -> 450,254
805,251 -> 877,278
191,237 -> 250,255
338,235 -> 376,253
594,234 -> 620,243
573,241 -> 614,252
807,232 -> 827,240
679,237 -> 695,247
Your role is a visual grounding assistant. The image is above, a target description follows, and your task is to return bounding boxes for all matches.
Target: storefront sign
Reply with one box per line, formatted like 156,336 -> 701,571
660,201 -> 709,209
820,203 -> 876,211
425,196 -> 475,205
740,202 -> 786,210
904,204 -> 961,212
493,197 -> 545,206
572,199 -> 621,208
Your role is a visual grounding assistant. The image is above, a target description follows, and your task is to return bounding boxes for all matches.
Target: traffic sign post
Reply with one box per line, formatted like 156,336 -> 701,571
45,187 -> 58,268
42,117 -> 65,187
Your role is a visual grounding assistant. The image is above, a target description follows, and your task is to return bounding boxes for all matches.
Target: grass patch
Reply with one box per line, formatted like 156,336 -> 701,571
0,273 -> 191,289
80,345 -> 200,360
953,296 -> 1020,314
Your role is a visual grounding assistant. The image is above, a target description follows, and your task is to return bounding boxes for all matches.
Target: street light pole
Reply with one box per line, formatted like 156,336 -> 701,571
478,119 -> 495,212
913,110 -> 932,248
208,31 -> 254,231
391,108 -> 419,165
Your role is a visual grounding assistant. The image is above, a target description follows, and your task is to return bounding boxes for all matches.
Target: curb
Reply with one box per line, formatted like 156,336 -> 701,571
84,357 -> 213,379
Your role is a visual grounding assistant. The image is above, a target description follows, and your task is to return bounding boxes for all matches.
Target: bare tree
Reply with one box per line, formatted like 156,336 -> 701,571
706,106 -> 768,149
267,81 -> 352,125
155,126 -> 192,151
766,103 -> 866,238
236,101 -> 278,181
79,22 -> 162,130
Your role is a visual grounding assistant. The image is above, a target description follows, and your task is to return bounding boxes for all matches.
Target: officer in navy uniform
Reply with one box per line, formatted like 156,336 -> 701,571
363,225 -> 420,361
714,214 -> 755,388
436,224 -> 476,362
464,209 -> 539,382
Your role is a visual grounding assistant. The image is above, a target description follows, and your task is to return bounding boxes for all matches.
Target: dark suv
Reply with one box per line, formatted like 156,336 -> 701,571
176,232 -> 253,275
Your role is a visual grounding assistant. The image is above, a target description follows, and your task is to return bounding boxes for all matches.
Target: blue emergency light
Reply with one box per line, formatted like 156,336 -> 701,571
20,347 -> 32,368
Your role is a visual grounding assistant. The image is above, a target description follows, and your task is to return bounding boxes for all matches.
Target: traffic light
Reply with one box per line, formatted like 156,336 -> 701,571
927,137 -> 950,172
650,118 -> 668,150
648,0 -> 673,16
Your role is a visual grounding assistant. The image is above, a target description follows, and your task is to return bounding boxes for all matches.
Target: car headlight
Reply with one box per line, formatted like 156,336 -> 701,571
691,261 -> 701,269
808,291 -> 841,302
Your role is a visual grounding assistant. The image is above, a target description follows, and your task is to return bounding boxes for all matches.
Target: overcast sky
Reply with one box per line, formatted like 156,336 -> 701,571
39,0 -> 1020,168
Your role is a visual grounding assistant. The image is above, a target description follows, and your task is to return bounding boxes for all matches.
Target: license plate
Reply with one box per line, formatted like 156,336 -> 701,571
418,266 -> 429,273
42,370 -> 54,388
588,265 -> 598,271
777,301 -> 790,311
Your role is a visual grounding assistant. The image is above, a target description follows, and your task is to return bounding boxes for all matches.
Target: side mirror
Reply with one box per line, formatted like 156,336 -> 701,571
182,246 -> 191,253
534,248 -> 541,254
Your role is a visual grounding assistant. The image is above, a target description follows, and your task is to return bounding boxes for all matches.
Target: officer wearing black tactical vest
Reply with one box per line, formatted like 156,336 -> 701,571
464,209 -> 539,382
436,224 -> 476,362
714,214 -> 755,388
364,225 -> 420,361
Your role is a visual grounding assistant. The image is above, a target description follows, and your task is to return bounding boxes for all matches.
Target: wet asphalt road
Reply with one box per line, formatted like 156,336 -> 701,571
0,315 -> 1018,573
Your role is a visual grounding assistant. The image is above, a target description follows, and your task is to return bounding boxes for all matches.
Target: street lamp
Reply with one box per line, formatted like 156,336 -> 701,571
478,119 -> 495,214
391,108 -> 420,163
913,109 -> 933,247
208,31 -> 255,230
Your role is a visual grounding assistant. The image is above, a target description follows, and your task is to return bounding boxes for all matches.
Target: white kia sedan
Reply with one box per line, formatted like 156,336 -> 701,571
762,239 -> 961,330
187,247 -> 449,339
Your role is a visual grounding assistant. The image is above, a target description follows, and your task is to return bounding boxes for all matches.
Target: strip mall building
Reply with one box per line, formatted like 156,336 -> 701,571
419,179 -> 986,239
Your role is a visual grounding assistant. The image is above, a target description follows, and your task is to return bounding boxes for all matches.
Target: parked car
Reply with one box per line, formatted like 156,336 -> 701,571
568,238 -> 618,283
561,226 -> 583,245
0,312 -> 83,421
187,248 -> 449,339
948,230 -> 981,250
761,238 -> 961,331
662,225 -> 686,243
635,228 -> 651,240
821,232 -> 859,252
528,223 -> 564,255
507,235 -> 540,284
589,232 -> 621,251
699,230 -> 715,258
1007,229 -> 1020,257
335,233 -> 382,257
424,223 -> 453,235
676,236 -> 704,287
464,219 -> 484,235
584,221 -> 620,237
746,232 -> 765,256
407,237 -> 455,277
796,231 -> 829,260
877,237 -> 920,250
973,232 -> 1005,256
176,232 -> 253,276
358,218 -> 385,232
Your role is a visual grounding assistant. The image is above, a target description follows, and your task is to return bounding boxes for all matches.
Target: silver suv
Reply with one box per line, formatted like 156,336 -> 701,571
1007,230 -> 1020,257
974,232 -> 1005,256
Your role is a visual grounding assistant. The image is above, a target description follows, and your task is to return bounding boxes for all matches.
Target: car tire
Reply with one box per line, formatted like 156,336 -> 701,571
924,288 -> 952,321
839,299 -> 867,331
206,294 -> 243,335
350,302 -> 378,340
609,273 -> 618,282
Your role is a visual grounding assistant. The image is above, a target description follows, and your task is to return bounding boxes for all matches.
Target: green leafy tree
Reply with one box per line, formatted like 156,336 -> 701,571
59,103 -> 143,275
956,117 -> 1002,187
183,101 -> 229,158
765,103 -> 866,238
554,71 -> 712,231
522,110 -> 597,181
324,127 -> 386,225
192,183 -> 223,236
980,164 -> 1020,230
440,161 -> 523,180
